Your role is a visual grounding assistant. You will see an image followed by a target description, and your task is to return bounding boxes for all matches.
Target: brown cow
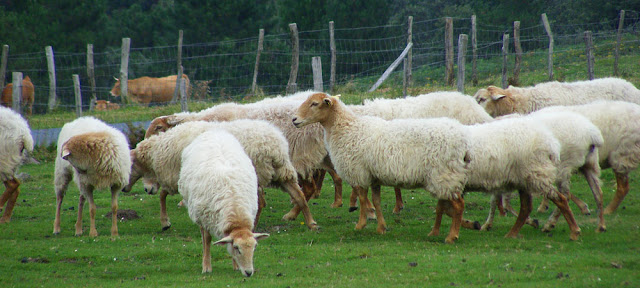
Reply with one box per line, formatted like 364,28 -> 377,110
95,100 -> 120,111
109,75 -> 190,106
1,76 -> 35,116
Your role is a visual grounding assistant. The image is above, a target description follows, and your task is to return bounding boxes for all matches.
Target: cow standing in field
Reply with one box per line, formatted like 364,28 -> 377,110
109,75 -> 190,106
1,76 -> 35,116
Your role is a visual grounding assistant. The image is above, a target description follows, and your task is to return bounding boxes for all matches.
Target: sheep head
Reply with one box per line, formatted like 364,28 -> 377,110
214,229 -> 269,277
292,92 -> 335,128
145,116 -> 173,138
122,144 -> 155,193
61,132 -> 111,174
474,86 -> 516,117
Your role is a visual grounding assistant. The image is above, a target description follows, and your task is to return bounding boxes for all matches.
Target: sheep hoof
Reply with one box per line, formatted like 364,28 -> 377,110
537,205 -> 549,213
530,219 -> 540,229
162,225 -> 172,231
348,207 -> 358,212
330,202 -> 343,208
597,226 -> 607,233
480,224 -> 491,231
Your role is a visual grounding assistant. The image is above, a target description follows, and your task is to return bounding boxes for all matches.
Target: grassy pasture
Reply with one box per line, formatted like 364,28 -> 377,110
1,154 -> 638,287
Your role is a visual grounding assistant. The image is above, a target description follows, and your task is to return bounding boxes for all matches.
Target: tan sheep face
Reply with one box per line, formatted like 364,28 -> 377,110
61,132 -> 111,172
214,230 -> 269,277
145,117 -> 172,139
474,86 -> 514,117
292,92 -> 333,128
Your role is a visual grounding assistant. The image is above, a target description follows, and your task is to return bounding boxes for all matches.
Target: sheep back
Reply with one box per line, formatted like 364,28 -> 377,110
0,106 -> 33,181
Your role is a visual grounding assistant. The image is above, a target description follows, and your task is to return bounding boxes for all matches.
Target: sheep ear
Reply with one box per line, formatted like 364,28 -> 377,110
323,98 -> 333,106
491,94 -> 507,101
213,235 -> 234,246
253,233 -> 270,241
61,148 -> 71,160
113,76 -> 119,81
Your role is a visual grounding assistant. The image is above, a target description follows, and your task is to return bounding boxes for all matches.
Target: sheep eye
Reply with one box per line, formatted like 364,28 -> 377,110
477,98 -> 486,104
310,102 -> 319,107
234,245 -> 241,253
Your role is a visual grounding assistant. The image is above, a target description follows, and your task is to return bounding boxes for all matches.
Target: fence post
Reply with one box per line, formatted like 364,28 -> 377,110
403,58 -> 408,97
614,10 -> 625,76
329,21 -> 336,93
407,16 -> 413,86
457,34 -> 468,93
584,31 -> 595,80
312,56 -> 323,92
87,44 -> 97,111
513,21 -> 522,86
287,23 -> 299,94
72,74 -> 82,117
0,45 -> 8,89
11,72 -> 23,114
119,38 -> 131,104
46,46 -> 57,111
180,72 -> 188,112
541,13 -> 554,81
251,28 -> 264,96
445,17 -> 454,86
369,42 -> 413,92
501,33 -> 509,89
172,30 -> 183,103
471,15 -> 478,86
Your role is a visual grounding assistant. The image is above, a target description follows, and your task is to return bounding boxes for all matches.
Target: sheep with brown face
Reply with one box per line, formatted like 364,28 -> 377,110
53,117 -> 131,237
179,129 -> 268,277
0,106 -> 33,223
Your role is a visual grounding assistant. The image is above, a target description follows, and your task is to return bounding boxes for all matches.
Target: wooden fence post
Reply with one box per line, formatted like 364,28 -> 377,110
251,28 -> 264,96
312,56 -> 323,92
0,45 -> 8,89
614,10 -> 625,76
180,71 -> 188,112
11,72 -> 23,114
87,44 -> 97,111
403,58 -> 408,97
501,33 -> 510,89
541,13 -> 554,81
407,16 -> 413,86
584,31 -> 595,80
72,74 -> 82,117
445,17 -> 454,86
119,38 -> 131,104
287,23 -> 299,94
329,21 -> 336,93
471,15 -> 478,86
368,42 -> 413,92
513,21 -> 522,86
172,30 -> 183,103
46,46 -> 57,111
457,34 -> 468,93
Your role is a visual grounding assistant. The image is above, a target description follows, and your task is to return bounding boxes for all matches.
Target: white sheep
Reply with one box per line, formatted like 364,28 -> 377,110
533,101 -> 640,218
179,129 -> 269,277
440,116 -> 582,240
293,92 -> 472,243
144,90 -> 347,210
0,106 -> 34,223
123,119 -> 318,231
53,117 -> 131,237
474,77 -> 640,117
482,110 -> 605,233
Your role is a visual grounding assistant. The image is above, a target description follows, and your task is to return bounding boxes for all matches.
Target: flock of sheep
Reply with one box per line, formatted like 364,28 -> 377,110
1,77 -> 640,277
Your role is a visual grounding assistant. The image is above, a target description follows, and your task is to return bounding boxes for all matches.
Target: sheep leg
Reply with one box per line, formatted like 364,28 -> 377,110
481,194 -> 499,231
442,199 -> 479,231
502,193 -> 519,216
54,174 -> 72,234
281,181 -> 318,230
604,172 -> 630,215
393,187 -> 404,214
505,190 -> 532,239
110,185 -> 120,237
201,226 -> 212,273
354,186 -> 369,230
327,169 -> 344,208
75,194 -> 86,236
299,177 -> 317,202
312,169 -> 326,199
159,189 -> 171,230
371,185 -> 387,234
254,187 -> 265,230
0,179 -> 20,223
569,193 -> 591,215
85,191 -> 98,237
582,168 -> 605,232
496,194 -> 506,216
537,196 -> 550,213
428,199 -> 445,237
444,196 -> 464,244
548,193 -> 581,240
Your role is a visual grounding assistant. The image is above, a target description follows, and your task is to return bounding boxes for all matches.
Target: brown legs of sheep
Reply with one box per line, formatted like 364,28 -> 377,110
604,172 -> 630,214
0,178 -> 21,223
327,169 -> 344,208
504,190 -> 533,239
255,187 -> 266,230
109,185 -> 120,237
482,194 -> 538,231
370,185 -> 387,234
354,186 -> 375,231
159,189 -> 171,230
427,194 -> 465,244
393,187 -> 404,214
201,226 -> 213,273
280,181 -> 318,230
541,193 -> 581,240
537,193 -> 591,215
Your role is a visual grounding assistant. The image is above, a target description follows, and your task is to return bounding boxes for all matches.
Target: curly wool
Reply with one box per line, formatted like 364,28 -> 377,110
0,106 -> 33,182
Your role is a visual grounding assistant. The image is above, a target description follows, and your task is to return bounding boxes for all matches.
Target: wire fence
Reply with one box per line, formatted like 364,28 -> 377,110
3,11 -> 640,115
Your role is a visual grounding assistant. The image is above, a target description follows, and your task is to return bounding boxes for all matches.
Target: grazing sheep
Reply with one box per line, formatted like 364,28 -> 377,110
533,101 -> 640,218
483,110 -> 605,233
53,117 -> 131,237
437,116 -> 582,240
144,91 -> 346,210
0,106 -> 34,223
293,92 -> 471,243
474,77 -> 640,117
179,129 -> 268,277
123,120 -> 317,231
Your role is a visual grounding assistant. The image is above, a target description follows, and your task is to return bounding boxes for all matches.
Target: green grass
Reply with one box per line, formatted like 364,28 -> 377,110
1,154 -> 639,287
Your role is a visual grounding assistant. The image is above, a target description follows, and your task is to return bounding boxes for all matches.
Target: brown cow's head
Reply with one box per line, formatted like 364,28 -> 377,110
110,77 -> 121,97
